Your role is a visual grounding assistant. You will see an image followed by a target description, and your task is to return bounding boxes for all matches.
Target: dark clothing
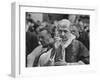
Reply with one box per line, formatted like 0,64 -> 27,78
78,31 -> 89,50
26,31 -> 39,67
26,31 -> 39,56
64,40 -> 89,64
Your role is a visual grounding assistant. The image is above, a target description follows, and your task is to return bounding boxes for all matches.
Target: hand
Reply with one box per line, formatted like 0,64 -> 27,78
54,37 -> 62,48
77,61 -> 85,65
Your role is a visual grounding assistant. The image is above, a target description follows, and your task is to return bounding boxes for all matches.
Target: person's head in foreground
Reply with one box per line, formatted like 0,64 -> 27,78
37,27 -> 54,48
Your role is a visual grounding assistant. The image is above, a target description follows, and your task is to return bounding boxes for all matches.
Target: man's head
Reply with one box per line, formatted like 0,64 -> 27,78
57,19 -> 72,41
38,28 -> 54,47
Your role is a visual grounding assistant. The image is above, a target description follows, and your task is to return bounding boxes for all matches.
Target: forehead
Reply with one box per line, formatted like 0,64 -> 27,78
58,23 -> 69,29
58,27 -> 69,32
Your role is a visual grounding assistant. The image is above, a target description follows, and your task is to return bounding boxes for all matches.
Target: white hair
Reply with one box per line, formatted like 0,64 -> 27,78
57,19 -> 71,32
58,19 -> 71,28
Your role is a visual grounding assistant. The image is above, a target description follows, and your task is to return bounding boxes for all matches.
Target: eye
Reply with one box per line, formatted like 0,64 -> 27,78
58,30 -> 62,33
64,30 -> 68,33
71,30 -> 76,33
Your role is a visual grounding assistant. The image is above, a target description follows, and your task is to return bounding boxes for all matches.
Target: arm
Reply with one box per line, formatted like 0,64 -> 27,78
27,45 -> 43,67
78,41 -> 89,64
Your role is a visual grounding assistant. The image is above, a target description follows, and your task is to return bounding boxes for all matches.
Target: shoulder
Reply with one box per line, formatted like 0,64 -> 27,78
73,40 -> 88,51
71,39 -> 80,46
27,45 -> 43,58
72,39 -> 84,45
71,39 -> 86,49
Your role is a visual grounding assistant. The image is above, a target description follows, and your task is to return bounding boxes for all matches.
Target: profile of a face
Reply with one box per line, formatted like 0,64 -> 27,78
38,30 -> 54,47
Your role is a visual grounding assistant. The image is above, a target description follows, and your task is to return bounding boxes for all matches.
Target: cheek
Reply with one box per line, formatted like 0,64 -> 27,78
64,33 -> 71,37
43,39 -> 49,44
48,38 -> 54,43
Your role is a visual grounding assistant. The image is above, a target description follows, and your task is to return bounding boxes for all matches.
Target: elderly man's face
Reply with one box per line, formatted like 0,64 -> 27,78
38,30 -> 54,47
58,25 -> 71,41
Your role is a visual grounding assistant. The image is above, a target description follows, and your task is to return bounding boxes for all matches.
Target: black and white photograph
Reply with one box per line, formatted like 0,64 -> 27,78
26,12 -> 90,67
10,2 -> 97,78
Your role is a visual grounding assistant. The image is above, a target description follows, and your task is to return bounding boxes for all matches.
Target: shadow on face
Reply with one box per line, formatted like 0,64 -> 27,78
38,30 -> 54,47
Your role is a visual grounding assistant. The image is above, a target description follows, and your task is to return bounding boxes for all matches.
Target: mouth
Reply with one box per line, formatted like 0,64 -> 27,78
62,39 -> 68,42
61,36 -> 68,41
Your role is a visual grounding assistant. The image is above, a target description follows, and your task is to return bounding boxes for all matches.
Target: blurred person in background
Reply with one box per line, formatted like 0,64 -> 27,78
70,23 -> 80,39
78,17 -> 90,50
26,14 -> 40,67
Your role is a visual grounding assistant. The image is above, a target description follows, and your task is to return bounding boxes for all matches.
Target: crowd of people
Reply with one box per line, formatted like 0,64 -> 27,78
26,12 -> 90,67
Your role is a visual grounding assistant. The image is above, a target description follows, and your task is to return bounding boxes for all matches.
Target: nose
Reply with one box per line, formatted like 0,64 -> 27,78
61,31 -> 65,36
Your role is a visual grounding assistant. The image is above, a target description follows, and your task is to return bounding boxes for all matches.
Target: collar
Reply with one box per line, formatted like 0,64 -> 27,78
62,34 -> 76,48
